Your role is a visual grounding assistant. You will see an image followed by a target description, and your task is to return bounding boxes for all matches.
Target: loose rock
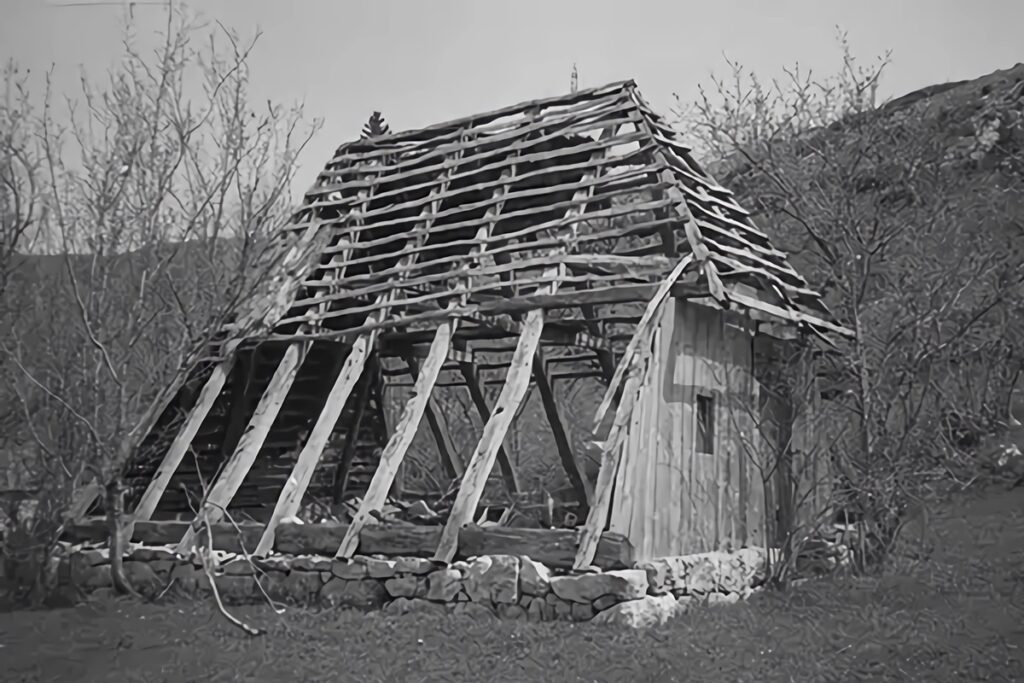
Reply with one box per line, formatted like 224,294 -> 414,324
464,555 -> 519,604
550,569 -> 648,603
592,594 -> 685,629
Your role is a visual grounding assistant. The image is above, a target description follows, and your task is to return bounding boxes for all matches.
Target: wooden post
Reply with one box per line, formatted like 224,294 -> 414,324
592,253 -> 694,433
573,343 -> 655,570
176,341 -> 307,554
252,334 -> 377,555
130,348 -> 238,526
331,357 -> 374,503
533,347 -> 591,509
335,321 -> 454,558
433,306 -> 547,563
457,361 -> 519,496
404,352 -> 463,479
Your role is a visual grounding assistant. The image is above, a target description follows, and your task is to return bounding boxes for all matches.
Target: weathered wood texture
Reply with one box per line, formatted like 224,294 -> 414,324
253,336 -> 375,555
176,341 -> 308,553
114,79 -> 852,528
264,81 -> 847,339
63,519 -> 634,570
336,322 -> 454,558
608,299 -> 770,559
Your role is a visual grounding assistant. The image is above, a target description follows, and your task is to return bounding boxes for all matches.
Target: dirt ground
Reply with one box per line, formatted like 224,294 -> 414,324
2,485 -> 1023,683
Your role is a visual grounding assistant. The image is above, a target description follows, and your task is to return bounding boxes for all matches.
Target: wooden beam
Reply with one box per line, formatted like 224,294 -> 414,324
219,349 -> 254,458
533,348 -> 591,510
403,351 -> 463,479
433,304 -> 548,563
457,360 -> 520,496
129,348 -> 238,526
592,253 -> 695,434
253,335 -> 376,555
335,321 -> 454,558
66,481 -> 103,522
331,356 -> 374,503
573,342 -> 655,569
64,518 -> 635,571
176,341 -> 307,554
578,303 -> 617,380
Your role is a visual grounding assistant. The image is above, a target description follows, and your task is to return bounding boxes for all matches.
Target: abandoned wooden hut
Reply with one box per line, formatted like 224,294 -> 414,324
72,80 -> 852,568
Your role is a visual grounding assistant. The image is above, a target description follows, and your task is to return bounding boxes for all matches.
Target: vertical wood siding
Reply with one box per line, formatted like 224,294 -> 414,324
609,299 -> 767,559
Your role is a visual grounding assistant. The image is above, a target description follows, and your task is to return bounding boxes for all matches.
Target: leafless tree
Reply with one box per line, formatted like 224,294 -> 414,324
0,8 -> 321,602
676,31 -> 1024,568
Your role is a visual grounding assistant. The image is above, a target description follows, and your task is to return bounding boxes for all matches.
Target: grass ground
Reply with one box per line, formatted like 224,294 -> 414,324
1,485 -> 1023,682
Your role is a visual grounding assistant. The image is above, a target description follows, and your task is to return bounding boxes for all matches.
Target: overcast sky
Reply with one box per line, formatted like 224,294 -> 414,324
3,0 -> 1021,197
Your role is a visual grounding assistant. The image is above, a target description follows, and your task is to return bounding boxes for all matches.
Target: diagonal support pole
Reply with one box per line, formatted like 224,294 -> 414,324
533,347 -> 592,509
404,352 -> 464,480
573,340 -> 657,569
432,285 -> 555,563
457,360 -> 519,495
176,340 -> 308,554
253,334 -> 376,555
335,320 -> 455,558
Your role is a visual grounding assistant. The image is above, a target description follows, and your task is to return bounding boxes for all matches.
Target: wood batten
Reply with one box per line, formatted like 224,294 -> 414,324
176,341 -> 307,553
335,321 -> 454,558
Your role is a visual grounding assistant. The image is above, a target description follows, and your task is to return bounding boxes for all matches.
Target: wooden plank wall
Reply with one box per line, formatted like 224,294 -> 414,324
608,299 -> 765,560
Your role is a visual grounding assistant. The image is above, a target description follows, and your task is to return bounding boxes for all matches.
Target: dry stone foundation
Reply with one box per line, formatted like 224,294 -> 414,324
52,543 -> 789,628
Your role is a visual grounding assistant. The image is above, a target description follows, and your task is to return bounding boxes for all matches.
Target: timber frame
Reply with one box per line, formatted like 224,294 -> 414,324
76,80 -> 851,569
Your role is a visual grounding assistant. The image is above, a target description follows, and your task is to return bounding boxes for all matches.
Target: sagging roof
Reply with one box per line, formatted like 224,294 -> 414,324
266,79 -> 851,342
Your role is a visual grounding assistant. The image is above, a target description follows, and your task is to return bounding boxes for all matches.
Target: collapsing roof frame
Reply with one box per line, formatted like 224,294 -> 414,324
72,79 -> 852,570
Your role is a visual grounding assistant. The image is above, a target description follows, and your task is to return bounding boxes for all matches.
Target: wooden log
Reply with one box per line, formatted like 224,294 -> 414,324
457,361 -> 519,495
433,303 -> 547,563
533,348 -> 591,510
253,334 -> 376,555
64,518 -> 265,554
403,352 -> 463,479
175,341 -> 307,554
64,518 -> 635,571
130,349 -> 238,526
335,321 -> 454,558
66,481 -> 103,522
282,523 -> 634,569
574,343 -> 655,570
592,253 -> 695,434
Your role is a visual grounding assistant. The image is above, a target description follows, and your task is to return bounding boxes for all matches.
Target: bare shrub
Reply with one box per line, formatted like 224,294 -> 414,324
0,9 -> 320,603
677,31 -> 1024,571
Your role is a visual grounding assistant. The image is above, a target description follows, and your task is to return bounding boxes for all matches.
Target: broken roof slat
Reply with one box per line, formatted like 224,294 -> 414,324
262,79 -> 854,341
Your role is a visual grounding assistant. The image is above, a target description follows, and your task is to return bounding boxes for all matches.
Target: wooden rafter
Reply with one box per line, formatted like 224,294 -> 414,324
591,254 -> 695,433
432,292 -> 552,563
129,346 -> 237,526
176,340 -> 308,553
533,348 -> 591,510
403,351 -> 463,479
433,148 -> 604,562
457,361 -> 520,496
573,338 -> 655,570
258,143 -> 468,553
335,321 -> 454,559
